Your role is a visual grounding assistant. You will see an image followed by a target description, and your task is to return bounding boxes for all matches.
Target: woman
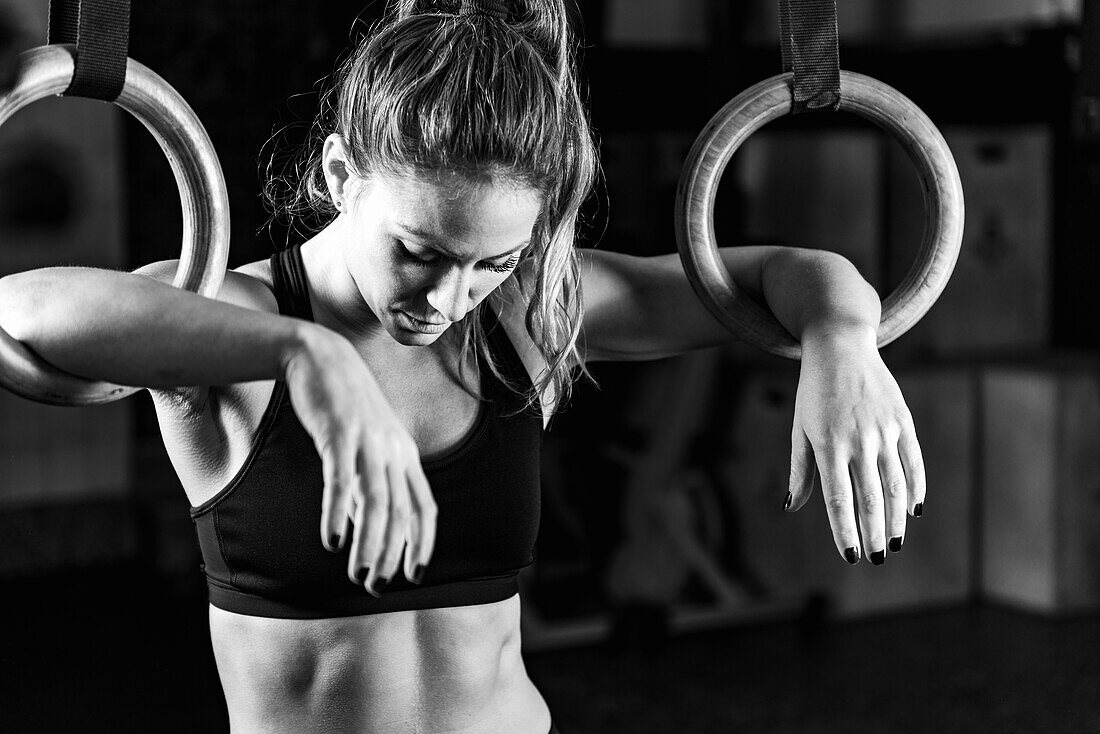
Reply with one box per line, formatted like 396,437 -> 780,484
0,0 -> 924,732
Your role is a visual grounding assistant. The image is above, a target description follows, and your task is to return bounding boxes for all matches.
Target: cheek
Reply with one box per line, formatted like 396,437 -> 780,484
368,257 -> 514,310
460,273 -> 513,312
352,242 -> 413,291
472,273 -> 509,299
388,262 -> 439,303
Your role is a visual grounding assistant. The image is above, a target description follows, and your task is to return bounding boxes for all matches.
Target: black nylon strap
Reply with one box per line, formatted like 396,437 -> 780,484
46,0 -> 79,44
778,0 -> 840,113
47,0 -> 130,101
270,246 -> 317,322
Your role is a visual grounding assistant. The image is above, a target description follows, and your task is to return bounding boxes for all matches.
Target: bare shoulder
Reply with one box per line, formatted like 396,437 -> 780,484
575,247 -> 655,311
133,258 -> 278,314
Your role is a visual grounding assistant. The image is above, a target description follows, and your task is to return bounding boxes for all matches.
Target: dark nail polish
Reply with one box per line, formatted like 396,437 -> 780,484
844,547 -> 860,565
871,550 -> 886,566
329,534 -> 342,550
411,564 -> 425,584
889,536 -> 903,553
783,491 -> 793,511
355,567 -> 369,583
371,576 -> 390,595
914,502 -> 924,517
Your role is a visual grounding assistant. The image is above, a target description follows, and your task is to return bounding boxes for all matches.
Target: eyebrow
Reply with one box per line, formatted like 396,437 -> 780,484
396,223 -> 529,261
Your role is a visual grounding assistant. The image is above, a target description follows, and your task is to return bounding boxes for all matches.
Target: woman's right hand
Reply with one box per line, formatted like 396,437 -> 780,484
282,327 -> 437,596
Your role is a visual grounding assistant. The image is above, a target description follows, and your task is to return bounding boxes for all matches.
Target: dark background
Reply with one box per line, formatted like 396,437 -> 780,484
2,0 -> 1100,732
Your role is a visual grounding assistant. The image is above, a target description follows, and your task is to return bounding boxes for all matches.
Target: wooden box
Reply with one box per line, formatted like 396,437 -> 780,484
724,363 -> 975,618
823,366 -> 975,616
887,126 -> 1052,359
733,129 -> 886,291
981,362 -> 1100,614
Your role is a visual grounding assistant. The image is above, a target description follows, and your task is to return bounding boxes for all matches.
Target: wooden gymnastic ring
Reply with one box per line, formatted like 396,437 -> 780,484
0,44 -> 229,405
675,70 -> 964,359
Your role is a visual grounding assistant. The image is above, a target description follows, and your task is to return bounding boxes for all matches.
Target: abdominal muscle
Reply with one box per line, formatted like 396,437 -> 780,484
208,593 -> 550,734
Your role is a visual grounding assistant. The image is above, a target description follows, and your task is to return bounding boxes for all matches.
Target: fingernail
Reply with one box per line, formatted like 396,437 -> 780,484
355,567 -> 369,584
871,550 -> 886,566
411,564 -> 425,584
371,576 -> 390,595
329,534 -> 342,550
914,502 -> 924,517
783,491 -> 793,511
889,536 -> 903,553
844,547 -> 860,565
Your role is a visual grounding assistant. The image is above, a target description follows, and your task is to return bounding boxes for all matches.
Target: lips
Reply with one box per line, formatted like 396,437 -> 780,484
399,311 -> 450,334
405,314 -> 447,326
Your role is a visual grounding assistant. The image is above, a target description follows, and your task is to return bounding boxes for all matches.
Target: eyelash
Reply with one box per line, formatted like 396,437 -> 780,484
399,247 -> 520,274
486,255 -> 521,273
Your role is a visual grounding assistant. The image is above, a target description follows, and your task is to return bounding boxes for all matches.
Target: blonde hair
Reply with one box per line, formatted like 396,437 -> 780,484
265,0 -> 597,413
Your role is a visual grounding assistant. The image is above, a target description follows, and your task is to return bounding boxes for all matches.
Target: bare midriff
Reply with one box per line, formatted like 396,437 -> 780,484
208,594 -> 549,734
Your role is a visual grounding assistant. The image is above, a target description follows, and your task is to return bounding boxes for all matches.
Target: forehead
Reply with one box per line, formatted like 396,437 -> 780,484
370,172 -> 541,256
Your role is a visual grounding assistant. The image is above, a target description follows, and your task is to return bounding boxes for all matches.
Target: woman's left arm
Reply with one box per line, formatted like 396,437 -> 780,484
579,246 -> 925,565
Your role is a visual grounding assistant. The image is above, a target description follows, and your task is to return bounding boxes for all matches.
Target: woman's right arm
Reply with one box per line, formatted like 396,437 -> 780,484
0,265 -> 436,593
0,265 -> 308,388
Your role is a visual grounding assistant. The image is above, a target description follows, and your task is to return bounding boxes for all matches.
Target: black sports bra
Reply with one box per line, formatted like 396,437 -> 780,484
189,246 -> 543,618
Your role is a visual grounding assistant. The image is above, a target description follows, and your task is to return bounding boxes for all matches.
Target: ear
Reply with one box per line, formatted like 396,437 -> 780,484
322,134 -> 358,211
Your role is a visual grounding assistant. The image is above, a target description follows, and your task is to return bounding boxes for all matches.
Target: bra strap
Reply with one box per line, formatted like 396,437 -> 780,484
269,245 -> 315,321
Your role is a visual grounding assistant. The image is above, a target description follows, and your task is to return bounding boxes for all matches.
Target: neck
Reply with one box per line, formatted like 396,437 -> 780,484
298,223 -> 387,346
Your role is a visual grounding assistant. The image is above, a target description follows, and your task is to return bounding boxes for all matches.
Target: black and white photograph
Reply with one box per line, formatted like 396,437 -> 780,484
0,0 -> 1098,732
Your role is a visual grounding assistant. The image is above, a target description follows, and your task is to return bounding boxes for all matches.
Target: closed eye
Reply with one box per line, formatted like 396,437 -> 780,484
483,254 -> 521,274
398,243 -> 439,268
398,241 -> 521,274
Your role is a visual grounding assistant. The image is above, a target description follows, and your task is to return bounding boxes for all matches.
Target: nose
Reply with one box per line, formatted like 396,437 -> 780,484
425,264 -> 472,323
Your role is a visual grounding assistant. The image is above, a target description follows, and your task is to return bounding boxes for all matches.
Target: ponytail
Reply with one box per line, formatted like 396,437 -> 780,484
265,0 -> 598,414
388,0 -> 575,96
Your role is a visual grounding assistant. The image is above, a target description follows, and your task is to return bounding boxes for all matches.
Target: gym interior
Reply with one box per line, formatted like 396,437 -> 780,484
1,0 -> 1098,732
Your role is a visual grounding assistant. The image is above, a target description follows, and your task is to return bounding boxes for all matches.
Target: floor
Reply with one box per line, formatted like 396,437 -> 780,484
529,604 -> 1100,734
1,568 -> 1097,734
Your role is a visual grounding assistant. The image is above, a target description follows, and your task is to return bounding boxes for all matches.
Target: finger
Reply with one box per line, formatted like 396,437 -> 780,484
342,506 -> 354,546
347,450 -> 389,591
852,451 -> 887,566
319,441 -> 356,552
371,463 -> 412,590
818,457 -> 861,565
899,423 -> 926,517
786,429 -> 817,512
879,445 -> 908,554
404,519 -> 421,581
404,462 -> 437,584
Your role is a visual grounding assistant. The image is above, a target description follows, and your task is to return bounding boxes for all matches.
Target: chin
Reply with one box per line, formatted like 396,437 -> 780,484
391,330 -> 445,347
386,309 -> 452,346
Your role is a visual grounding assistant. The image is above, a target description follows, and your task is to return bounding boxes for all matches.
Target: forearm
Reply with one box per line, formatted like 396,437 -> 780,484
756,248 -> 880,347
0,267 -> 320,388
580,246 -> 881,361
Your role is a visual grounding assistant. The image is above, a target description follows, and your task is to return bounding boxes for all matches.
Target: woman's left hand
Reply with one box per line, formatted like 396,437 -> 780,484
785,325 -> 925,565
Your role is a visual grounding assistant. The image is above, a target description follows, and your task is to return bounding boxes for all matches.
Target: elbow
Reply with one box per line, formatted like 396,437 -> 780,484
0,268 -> 78,343
0,271 -> 45,341
855,264 -> 882,322
764,247 -> 882,333
805,249 -> 881,319
824,253 -> 881,327
846,261 -> 881,321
